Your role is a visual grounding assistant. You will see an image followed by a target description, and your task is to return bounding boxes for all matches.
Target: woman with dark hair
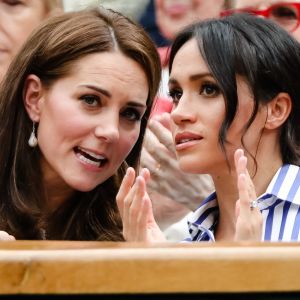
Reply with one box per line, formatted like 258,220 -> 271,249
0,8 -> 161,240
117,13 -> 300,242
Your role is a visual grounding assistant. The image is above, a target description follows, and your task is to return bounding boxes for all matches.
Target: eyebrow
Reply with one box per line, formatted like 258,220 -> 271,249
79,84 -> 147,108
169,72 -> 212,84
79,84 -> 111,98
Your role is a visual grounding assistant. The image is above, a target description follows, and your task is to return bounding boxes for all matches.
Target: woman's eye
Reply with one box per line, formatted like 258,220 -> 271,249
200,83 -> 220,97
168,89 -> 182,104
272,6 -> 297,20
80,95 -> 100,107
3,0 -> 23,6
121,108 -> 142,122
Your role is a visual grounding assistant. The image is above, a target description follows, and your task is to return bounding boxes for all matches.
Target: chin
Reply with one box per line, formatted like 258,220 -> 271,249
178,159 -> 209,174
71,183 -> 98,192
66,177 -> 103,192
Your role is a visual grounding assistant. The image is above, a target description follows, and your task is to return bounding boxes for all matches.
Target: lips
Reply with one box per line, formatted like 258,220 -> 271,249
74,146 -> 108,168
175,132 -> 202,145
163,0 -> 191,17
165,4 -> 189,17
174,132 -> 203,150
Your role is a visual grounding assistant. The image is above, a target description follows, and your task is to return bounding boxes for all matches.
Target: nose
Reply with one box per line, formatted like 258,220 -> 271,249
94,110 -> 120,143
170,94 -> 197,125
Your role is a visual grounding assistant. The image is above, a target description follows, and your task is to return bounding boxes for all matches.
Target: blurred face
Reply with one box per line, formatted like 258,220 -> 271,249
234,0 -> 300,42
28,52 -> 148,192
155,0 -> 224,41
169,39 -> 268,176
0,0 -> 49,81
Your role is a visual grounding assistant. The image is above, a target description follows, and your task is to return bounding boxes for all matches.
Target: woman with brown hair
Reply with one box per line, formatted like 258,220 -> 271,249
0,8 -> 161,240
0,0 -> 63,82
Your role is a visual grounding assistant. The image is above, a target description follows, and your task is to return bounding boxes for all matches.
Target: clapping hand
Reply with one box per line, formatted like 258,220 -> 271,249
116,167 -> 166,243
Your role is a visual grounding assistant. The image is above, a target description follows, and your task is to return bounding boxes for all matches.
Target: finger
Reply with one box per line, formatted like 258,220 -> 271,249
116,167 -> 135,219
128,176 -> 147,239
236,151 -> 257,203
143,128 -> 161,150
234,148 -> 244,170
148,119 -> 175,154
235,199 -> 241,220
137,195 -> 152,241
140,168 -> 151,182
122,174 -> 143,238
237,173 -> 252,219
143,129 -> 171,161
140,147 -> 156,169
234,149 -> 246,176
160,112 -> 172,130
144,138 -> 178,177
152,112 -> 172,131
141,147 -> 165,177
236,153 -> 252,208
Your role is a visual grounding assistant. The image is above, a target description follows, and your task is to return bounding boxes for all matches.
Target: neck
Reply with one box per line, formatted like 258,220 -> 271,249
45,178 -> 75,212
41,162 -> 75,212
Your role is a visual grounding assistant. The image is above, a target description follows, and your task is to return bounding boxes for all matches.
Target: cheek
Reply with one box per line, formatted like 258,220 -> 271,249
37,104 -> 88,153
117,128 -> 141,158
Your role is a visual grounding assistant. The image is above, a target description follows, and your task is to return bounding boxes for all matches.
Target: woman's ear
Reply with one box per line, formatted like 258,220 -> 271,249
23,74 -> 44,122
265,92 -> 292,130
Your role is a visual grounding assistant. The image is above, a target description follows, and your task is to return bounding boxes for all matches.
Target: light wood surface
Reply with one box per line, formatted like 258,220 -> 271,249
0,241 -> 299,294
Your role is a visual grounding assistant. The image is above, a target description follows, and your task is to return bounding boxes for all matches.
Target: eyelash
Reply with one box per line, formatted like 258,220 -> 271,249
168,89 -> 182,104
80,94 -> 100,107
121,108 -> 142,122
3,0 -> 23,6
169,82 -> 220,105
200,82 -> 221,97
80,95 -> 142,122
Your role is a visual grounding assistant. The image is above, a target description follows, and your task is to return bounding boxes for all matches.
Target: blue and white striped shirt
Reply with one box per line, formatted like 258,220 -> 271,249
187,164 -> 300,242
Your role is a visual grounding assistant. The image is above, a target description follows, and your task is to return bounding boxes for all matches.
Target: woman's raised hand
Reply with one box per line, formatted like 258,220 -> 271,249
116,167 -> 166,243
234,149 -> 263,241
141,113 -> 213,211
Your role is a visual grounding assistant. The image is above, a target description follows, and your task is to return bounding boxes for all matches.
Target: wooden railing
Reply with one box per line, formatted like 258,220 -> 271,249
0,241 -> 299,296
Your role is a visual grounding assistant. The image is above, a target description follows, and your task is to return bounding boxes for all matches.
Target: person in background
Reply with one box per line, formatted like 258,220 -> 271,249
141,0 -> 228,240
227,0 -> 300,42
0,0 -> 63,82
139,0 -> 169,48
117,13 -> 300,243
155,0 -> 225,42
0,8 -> 161,241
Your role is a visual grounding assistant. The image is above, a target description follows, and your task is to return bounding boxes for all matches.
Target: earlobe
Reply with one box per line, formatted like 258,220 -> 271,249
265,93 -> 292,130
23,74 -> 44,122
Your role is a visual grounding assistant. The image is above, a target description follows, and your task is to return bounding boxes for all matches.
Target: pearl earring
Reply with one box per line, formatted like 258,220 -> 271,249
28,122 -> 38,147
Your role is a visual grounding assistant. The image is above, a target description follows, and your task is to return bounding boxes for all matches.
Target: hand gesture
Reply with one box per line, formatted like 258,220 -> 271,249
234,149 -> 263,241
141,113 -> 213,211
116,167 -> 166,243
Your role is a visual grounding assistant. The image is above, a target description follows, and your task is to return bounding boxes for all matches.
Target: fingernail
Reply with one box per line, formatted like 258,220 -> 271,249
126,167 -> 133,175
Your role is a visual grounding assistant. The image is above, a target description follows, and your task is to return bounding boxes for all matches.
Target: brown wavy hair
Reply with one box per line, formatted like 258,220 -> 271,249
0,8 -> 161,240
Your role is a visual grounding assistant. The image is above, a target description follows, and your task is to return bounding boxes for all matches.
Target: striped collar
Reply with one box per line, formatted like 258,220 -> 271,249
187,164 -> 300,241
